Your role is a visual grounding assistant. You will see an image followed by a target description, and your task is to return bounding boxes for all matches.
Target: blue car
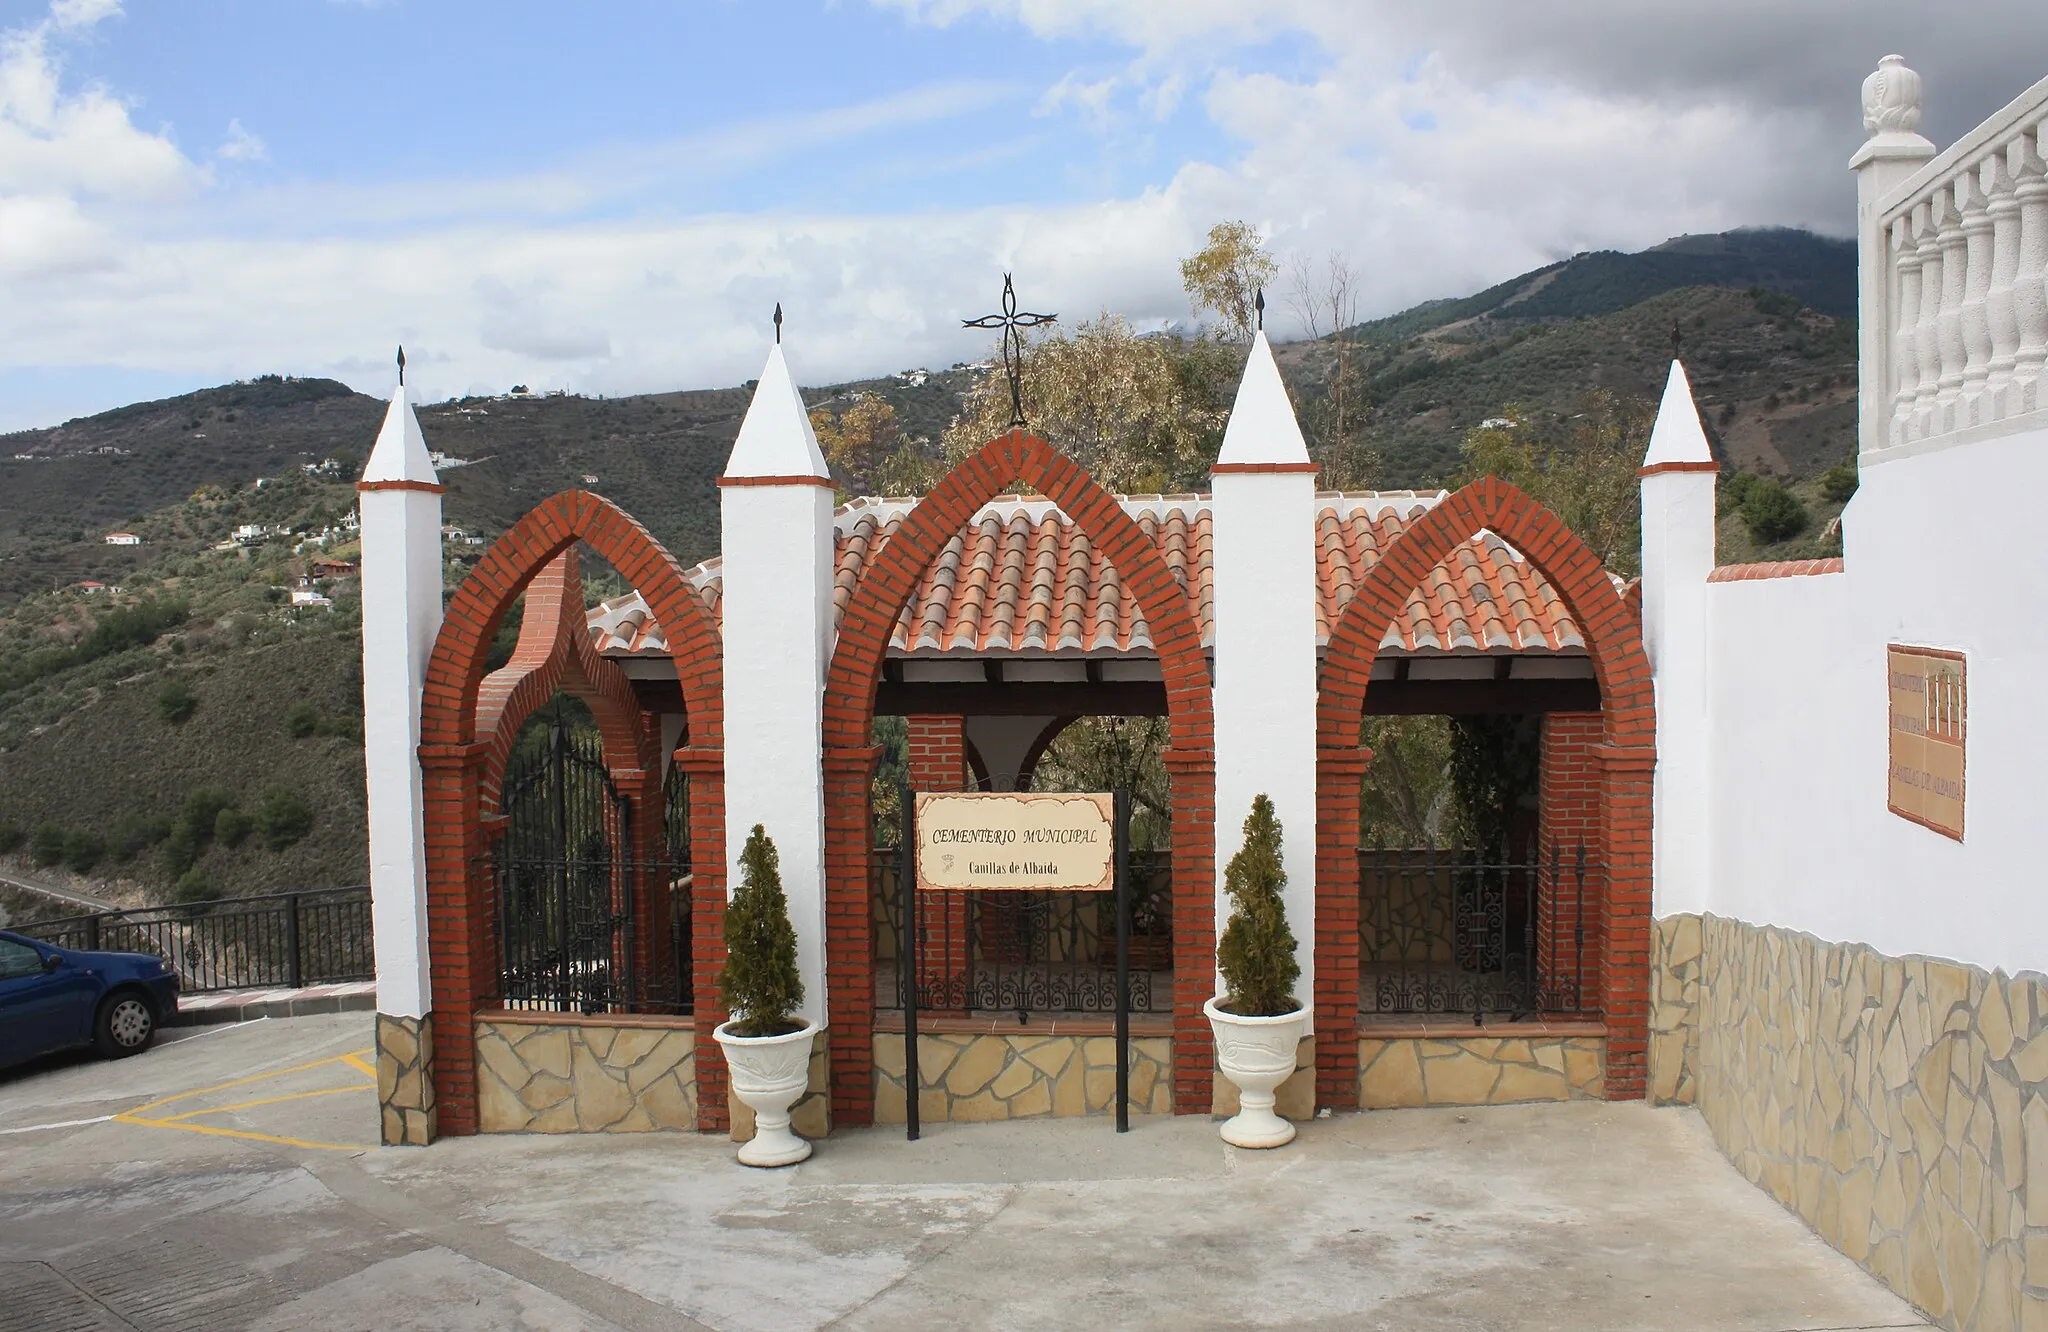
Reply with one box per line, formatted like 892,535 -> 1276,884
0,928 -> 180,1069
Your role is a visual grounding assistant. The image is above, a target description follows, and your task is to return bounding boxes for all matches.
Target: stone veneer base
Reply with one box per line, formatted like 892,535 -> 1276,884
376,1012 -> 437,1146
1356,1029 -> 1605,1108
474,1012 -> 697,1133
1666,911 -> 2048,1331
873,1032 -> 1174,1122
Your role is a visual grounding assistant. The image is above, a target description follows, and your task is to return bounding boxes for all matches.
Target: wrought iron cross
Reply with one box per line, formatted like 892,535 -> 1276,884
962,274 -> 1056,428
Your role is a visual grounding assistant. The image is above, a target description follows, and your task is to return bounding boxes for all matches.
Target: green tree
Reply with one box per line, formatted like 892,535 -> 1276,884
1181,220 -> 1278,341
718,824 -> 805,1037
1458,389 -> 1651,578
943,313 -> 1234,493
157,677 -> 198,725
255,785 -> 314,850
175,867 -> 219,904
215,808 -> 252,849
1741,479 -> 1809,543
31,821 -> 66,867
1820,464 -> 1859,503
1215,794 -> 1301,1017
63,830 -> 104,874
284,699 -> 321,738
809,394 -> 903,495
1358,715 -> 1454,847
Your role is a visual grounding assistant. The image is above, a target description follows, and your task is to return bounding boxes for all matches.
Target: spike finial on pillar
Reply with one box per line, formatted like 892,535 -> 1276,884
396,344 -> 405,386
1255,287 -> 1264,332
773,303 -> 782,344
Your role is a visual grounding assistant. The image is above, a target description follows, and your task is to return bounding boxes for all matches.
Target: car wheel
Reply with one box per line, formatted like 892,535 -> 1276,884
94,991 -> 156,1058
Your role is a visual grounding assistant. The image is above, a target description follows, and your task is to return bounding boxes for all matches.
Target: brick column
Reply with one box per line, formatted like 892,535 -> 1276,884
823,744 -> 882,1127
673,745 -> 729,1131
1163,745 -> 1216,1114
419,742 -> 489,1136
1313,744 -> 1369,1111
1594,743 -> 1655,1100
905,716 -> 972,1012
1537,713 -> 1603,1014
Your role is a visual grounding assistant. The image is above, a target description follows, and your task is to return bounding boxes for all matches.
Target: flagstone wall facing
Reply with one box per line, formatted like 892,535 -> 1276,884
1688,913 -> 2048,1331
1650,914 -> 1703,1105
376,1013 -> 438,1146
1356,1032 -> 1605,1107
872,1032 -> 1174,1122
474,1014 -> 697,1133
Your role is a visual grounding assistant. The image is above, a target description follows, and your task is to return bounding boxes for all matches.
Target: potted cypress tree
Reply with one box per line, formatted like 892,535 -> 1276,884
1203,794 -> 1307,1148
713,824 -> 820,1166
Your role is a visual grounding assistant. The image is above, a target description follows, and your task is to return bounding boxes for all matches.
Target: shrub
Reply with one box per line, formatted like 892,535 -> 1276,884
174,867 -> 219,904
1215,794 -> 1301,1017
181,788 -> 236,844
161,824 -> 199,878
31,821 -> 67,867
63,830 -> 104,874
1718,471 -> 1759,516
1820,464 -> 1859,504
215,808 -> 252,849
255,785 -> 314,850
157,677 -> 198,725
1742,479 -> 1810,544
284,700 -> 321,739
717,824 -> 804,1037
0,822 -> 20,853
109,814 -> 166,862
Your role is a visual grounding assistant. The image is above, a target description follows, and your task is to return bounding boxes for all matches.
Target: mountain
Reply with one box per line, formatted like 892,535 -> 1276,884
0,227 -> 1858,908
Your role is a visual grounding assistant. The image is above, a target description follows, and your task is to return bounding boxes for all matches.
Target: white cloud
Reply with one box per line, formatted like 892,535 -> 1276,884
12,0 -> 2048,431
217,118 -> 265,163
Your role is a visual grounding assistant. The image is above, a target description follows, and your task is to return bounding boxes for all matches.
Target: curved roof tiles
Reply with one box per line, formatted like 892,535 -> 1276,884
588,491 -> 1597,659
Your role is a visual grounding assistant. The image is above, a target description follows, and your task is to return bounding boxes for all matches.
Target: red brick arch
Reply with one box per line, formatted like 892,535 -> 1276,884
416,490 -> 727,1135
820,430 -> 1218,1123
1313,476 -> 1655,1108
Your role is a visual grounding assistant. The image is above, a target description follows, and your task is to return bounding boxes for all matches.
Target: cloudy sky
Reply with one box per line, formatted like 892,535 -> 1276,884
0,0 -> 2039,432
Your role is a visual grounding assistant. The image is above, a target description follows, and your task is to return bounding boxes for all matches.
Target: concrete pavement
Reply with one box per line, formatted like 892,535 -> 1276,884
0,1013 -> 1932,1331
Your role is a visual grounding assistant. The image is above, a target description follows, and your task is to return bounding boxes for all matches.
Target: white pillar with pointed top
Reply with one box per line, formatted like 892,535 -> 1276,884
721,327 -> 836,1028
1210,326 -> 1320,1012
1638,360 -> 1718,918
358,369 -> 444,1020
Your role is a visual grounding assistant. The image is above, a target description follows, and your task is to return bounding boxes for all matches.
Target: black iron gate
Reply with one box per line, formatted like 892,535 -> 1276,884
897,786 -> 1138,1139
494,716 -> 690,1015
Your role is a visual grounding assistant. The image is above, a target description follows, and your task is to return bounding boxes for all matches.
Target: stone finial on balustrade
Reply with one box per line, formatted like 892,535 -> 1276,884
1862,55 -> 1923,138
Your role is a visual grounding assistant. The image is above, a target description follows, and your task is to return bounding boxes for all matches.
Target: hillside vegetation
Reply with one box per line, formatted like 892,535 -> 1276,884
0,227 -> 1859,906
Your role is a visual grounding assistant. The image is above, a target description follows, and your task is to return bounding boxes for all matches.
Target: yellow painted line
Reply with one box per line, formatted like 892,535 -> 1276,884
340,1052 -> 378,1078
113,1113 -> 370,1152
158,1083 -> 376,1122
125,1052 -> 362,1118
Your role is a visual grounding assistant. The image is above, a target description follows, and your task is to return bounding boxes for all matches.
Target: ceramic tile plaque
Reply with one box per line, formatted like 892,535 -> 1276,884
914,791 -> 1115,892
1887,645 -> 1966,841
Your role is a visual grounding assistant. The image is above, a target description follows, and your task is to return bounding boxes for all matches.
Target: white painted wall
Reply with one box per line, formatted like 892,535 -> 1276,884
1684,423 -> 2048,975
1646,59 -> 2048,976
1211,473 -> 1319,1013
359,389 -> 442,1019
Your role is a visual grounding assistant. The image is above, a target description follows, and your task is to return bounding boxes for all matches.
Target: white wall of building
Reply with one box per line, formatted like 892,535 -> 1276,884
1693,425 -> 2048,974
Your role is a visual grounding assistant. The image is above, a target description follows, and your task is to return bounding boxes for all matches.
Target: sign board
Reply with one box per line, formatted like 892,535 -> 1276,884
913,791 -> 1115,892
1887,645 -> 1966,841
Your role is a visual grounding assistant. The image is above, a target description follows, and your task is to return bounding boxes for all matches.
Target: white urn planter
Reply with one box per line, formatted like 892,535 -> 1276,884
714,1019 -> 820,1167
1204,996 -> 1306,1149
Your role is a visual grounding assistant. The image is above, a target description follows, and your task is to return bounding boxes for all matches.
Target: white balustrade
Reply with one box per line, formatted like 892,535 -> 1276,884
1870,60 -> 2048,448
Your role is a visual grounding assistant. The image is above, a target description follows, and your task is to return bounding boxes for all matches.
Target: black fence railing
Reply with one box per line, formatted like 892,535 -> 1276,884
872,849 -> 1172,1018
18,887 -> 373,994
1358,842 -> 1598,1022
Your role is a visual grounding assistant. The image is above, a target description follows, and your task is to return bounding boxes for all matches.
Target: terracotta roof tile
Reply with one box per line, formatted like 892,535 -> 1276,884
589,491 -> 1596,659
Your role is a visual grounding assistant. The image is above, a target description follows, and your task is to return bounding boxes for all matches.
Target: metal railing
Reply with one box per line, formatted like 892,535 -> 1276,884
18,887 -> 373,994
1358,842 -> 1598,1022
871,849 -> 1172,1018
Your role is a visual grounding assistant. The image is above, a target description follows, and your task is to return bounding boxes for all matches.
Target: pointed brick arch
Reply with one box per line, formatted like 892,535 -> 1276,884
1313,476 -> 1655,1108
820,430 -> 1217,1123
416,490 -> 727,1135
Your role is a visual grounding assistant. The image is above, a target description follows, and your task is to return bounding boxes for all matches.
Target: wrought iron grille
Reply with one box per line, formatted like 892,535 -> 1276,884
1357,840 -> 1597,1022
493,720 -> 690,1015
20,887 -> 372,993
872,849 -> 1170,1019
